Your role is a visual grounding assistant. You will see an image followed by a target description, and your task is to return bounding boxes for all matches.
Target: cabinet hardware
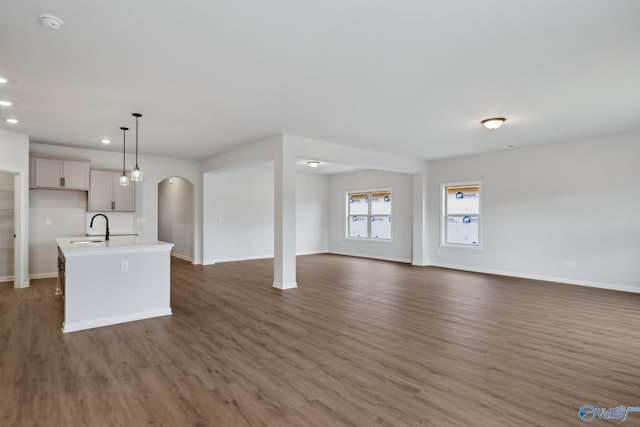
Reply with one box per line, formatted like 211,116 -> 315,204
111,201 -> 115,210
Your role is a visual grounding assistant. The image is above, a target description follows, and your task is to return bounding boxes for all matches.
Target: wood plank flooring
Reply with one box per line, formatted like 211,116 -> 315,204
1,254 -> 639,426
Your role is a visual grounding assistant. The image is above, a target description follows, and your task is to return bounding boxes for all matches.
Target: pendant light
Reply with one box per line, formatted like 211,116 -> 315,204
119,127 -> 130,186
130,113 -> 143,182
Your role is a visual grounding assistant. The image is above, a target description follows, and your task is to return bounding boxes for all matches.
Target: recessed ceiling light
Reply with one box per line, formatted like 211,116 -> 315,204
307,160 -> 320,168
6,118 -> 19,124
506,145 -> 515,149
101,138 -> 111,144
0,77 -> 8,84
481,117 -> 506,130
0,100 -> 12,107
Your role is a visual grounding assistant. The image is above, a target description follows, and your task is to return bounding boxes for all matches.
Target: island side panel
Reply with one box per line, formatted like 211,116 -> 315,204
63,249 -> 171,333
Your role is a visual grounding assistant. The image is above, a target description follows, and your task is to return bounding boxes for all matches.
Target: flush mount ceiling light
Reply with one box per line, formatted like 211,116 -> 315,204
0,100 -> 13,107
119,127 -> 130,186
6,118 -> 19,124
0,77 -> 8,84
481,117 -> 506,130
101,138 -> 111,144
307,161 -> 320,168
39,14 -> 64,30
130,113 -> 143,182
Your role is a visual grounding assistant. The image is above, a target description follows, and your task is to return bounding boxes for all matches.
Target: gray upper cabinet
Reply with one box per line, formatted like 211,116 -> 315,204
30,158 -> 90,190
89,170 -> 135,212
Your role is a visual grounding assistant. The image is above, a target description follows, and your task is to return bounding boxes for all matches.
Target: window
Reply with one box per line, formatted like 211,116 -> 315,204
442,182 -> 480,247
347,190 -> 392,240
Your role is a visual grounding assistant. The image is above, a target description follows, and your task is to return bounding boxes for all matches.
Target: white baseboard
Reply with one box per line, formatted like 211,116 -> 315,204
329,251 -> 412,264
0,275 -> 12,283
215,254 -> 274,263
29,272 -> 57,280
429,262 -> 640,294
296,250 -> 329,256
273,281 -> 297,290
213,250 -> 329,264
171,253 -> 193,262
62,308 -> 172,333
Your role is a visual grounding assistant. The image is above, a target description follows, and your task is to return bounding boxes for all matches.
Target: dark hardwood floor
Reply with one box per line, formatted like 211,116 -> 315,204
1,254 -> 639,426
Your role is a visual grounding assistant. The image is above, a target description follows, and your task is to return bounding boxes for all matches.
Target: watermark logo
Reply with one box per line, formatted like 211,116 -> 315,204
579,404 -> 640,423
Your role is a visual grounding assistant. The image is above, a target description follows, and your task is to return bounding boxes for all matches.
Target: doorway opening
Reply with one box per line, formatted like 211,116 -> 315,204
158,177 -> 194,262
0,171 -> 15,285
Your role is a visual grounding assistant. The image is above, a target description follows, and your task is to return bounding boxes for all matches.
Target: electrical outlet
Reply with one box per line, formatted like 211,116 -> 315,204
121,260 -> 129,272
564,259 -> 577,269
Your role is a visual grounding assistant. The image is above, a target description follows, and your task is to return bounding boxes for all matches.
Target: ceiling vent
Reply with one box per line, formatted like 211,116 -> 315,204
39,14 -> 64,30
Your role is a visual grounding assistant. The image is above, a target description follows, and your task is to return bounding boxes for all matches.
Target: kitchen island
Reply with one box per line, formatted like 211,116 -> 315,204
56,236 -> 174,333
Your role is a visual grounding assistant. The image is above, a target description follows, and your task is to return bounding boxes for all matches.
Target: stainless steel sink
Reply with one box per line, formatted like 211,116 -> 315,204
69,240 -> 104,244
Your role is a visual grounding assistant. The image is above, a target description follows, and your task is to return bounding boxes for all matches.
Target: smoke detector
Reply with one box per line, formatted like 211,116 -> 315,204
40,14 -> 64,30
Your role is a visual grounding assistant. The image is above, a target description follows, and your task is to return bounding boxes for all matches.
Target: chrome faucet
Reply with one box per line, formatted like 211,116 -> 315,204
89,214 -> 110,241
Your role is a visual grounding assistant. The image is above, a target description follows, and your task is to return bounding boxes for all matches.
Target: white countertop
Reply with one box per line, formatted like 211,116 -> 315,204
57,236 -> 174,257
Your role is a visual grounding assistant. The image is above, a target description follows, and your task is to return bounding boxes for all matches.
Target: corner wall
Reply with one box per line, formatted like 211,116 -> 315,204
427,133 -> 640,291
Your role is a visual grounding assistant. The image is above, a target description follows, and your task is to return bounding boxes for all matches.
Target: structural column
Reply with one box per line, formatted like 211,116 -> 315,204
273,140 -> 297,289
412,170 -> 429,266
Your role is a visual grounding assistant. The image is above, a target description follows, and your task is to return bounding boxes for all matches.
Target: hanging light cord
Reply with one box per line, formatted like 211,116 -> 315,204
120,127 -> 128,173
135,115 -> 139,168
133,113 -> 142,169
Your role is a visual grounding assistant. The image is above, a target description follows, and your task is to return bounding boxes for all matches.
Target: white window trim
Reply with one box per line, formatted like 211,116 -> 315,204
440,180 -> 482,250
345,188 -> 393,242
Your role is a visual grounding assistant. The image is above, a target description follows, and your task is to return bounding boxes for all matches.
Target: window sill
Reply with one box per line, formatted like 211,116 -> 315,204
346,238 -> 393,244
440,243 -> 482,250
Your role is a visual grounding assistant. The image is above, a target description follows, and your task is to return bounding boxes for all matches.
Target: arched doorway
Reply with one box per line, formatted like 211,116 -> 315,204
158,176 -> 194,262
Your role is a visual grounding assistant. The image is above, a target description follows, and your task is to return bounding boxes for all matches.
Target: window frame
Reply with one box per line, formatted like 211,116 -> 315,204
345,188 -> 393,242
441,181 -> 482,250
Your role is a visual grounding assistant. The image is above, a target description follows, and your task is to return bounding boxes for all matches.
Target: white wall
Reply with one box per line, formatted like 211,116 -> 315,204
203,166 -> 328,263
0,128 -> 29,287
158,177 -> 194,260
29,190 -> 86,277
29,143 -> 202,275
428,133 -> 640,291
296,172 -> 329,254
328,170 -> 413,263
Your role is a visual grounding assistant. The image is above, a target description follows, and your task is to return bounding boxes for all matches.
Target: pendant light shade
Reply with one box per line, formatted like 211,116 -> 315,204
131,113 -> 143,182
119,127 -> 130,187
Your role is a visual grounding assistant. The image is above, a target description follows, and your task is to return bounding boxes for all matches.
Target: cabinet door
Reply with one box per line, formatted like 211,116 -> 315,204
34,159 -> 62,188
62,161 -> 89,190
89,171 -> 113,212
112,173 -> 135,212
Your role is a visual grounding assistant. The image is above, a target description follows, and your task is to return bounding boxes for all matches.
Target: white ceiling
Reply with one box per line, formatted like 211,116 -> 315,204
1,1 -> 638,161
